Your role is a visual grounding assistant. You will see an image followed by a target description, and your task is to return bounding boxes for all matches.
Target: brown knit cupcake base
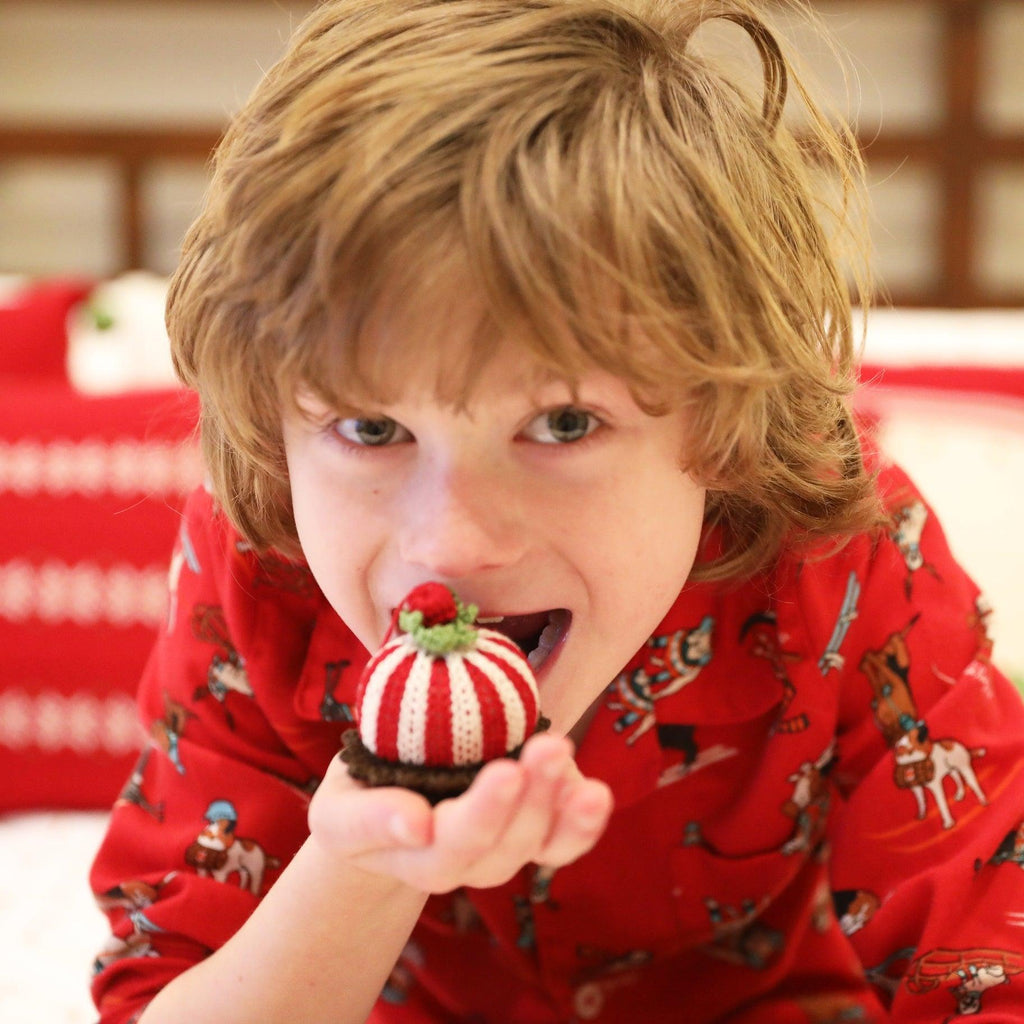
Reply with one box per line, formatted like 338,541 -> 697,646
340,716 -> 551,805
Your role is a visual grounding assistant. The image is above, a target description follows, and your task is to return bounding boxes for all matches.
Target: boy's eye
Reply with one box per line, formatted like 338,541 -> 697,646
334,416 -> 411,447
523,407 -> 599,444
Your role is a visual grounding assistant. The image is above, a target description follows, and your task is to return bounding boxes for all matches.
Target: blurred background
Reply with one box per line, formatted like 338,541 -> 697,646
2,0 -> 1024,304
0,0 -> 308,278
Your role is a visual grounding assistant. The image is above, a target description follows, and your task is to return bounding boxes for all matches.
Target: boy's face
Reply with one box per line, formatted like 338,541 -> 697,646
282,330 -> 706,739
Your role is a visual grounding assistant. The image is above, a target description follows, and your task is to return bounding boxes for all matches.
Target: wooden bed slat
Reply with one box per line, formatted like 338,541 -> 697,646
2,0 -> 1024,305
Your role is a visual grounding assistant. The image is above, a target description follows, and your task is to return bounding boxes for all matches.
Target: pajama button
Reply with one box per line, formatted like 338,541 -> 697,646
573,982 -> 603,1019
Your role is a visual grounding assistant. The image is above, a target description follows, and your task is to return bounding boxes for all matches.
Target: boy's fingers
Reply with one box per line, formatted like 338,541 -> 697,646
309,768 -> 434,856
310,737 -> 610,891
536,778 -> 613,867
350,761 -> 529,891
487,735 -> 576,860
432,758 -> 525,860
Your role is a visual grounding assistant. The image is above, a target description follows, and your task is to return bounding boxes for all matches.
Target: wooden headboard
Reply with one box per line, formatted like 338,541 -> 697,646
1,0 -> 1021,307
0,123 -> 221,274
853,0 -> 1024,308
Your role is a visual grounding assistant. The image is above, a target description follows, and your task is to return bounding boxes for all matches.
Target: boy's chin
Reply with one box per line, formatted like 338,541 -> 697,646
538,666 -> 607,745
562,692 -> 607,746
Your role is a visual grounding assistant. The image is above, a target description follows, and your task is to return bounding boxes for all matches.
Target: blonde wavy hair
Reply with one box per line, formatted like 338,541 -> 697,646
169,0 -> 882,581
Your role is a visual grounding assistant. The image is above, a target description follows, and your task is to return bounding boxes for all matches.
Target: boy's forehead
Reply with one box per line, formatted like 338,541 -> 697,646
298,243 -> 669,411
310,261 -> 592,407
322,314 -> 581,409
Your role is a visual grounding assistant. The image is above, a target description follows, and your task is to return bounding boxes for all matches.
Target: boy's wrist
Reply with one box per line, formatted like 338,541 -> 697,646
302,827 -> 430,898
137,835 -> 430,1024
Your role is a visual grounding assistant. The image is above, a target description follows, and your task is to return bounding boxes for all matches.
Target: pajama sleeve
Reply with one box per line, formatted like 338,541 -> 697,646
795,460 -> 1024,1021
88,486 -> 348,1024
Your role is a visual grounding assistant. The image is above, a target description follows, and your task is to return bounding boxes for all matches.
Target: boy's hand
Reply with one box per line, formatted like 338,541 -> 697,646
308,733 -> 613,894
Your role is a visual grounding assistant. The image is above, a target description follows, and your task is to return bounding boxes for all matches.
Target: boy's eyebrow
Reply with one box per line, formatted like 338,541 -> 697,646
291,384 -> 372,417
291,360 -> 592,417
525,373 -> 583,403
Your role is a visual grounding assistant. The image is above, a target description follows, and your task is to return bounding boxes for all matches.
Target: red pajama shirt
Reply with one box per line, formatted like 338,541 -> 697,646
90,460 -> 1024,1023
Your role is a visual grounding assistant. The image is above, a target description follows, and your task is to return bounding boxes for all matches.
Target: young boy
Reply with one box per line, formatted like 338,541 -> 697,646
90,0 -> 1024,1021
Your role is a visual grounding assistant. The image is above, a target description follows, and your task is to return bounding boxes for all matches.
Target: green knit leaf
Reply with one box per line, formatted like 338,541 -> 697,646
398,599 -> 480,655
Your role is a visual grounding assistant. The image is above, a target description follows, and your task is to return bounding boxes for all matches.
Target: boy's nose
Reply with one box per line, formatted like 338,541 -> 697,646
397,461 -> 524,579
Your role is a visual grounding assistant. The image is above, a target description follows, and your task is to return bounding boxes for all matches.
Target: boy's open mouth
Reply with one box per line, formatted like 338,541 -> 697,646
478,608 -> 571,670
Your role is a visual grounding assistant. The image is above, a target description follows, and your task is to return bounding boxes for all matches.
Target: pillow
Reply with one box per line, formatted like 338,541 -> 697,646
0,382 -> 200,811
0,278 -> 93,380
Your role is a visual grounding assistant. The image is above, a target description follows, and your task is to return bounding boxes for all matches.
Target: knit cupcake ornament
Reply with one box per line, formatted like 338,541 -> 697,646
341,582 -> 549,802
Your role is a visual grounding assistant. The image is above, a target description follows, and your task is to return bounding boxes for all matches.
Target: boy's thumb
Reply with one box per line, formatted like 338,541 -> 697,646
309,758 -> 433,855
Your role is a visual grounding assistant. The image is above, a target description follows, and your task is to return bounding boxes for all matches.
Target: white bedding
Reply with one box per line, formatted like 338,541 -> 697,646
0,811 -> 109,1022
2,303 -> 1023,1022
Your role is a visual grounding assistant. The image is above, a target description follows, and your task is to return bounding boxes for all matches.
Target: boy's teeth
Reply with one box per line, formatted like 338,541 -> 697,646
537,621 -> 561,649
527,647 -> 547,670
526,629 -> 558,669
526,610 -> 570,670
477,609 -> 570,669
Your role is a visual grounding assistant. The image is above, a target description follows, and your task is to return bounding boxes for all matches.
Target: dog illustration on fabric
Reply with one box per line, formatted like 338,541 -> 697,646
607,616 -> 713,745
780,741 -> 836,855
859,617 -> 921,746
149,690 -> 196,775
699,910 -> 785,971
115,746 -> 165,820
184,799 -> 280,895
702,893 -> 775,946
190,604 -> 255,729
892,724 -> 987,831
889,498 -> 941,599
832,888 -> 881,937
93,877 -> 170,972
859,622 -> 988,830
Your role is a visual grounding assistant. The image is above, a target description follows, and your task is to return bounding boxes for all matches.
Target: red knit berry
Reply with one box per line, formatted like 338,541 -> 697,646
402,582 -> 460,627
